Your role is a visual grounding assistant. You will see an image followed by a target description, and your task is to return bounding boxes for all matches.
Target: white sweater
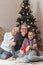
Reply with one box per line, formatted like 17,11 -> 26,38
1,32 -> 14,52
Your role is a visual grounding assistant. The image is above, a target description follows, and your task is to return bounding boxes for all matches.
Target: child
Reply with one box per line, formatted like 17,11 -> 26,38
0,27 -> 19,59
20,30 -> 38,55
20,30 -> 43,62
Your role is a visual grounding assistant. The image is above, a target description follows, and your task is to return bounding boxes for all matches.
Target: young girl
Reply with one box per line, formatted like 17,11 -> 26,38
20,30 -> 38,55
18,30 -> 43,62
0,27 -> 19,59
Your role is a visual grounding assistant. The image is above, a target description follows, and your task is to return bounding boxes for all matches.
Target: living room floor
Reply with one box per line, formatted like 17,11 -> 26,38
0,57 -> 43,65
0,41 -> 43,65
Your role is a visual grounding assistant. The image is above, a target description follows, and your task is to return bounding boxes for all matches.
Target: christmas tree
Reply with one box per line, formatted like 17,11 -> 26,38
16,0 -> 41,42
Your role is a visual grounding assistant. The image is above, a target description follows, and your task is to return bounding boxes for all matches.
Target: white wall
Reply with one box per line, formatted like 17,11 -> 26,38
0,0 -> 43,43
0,0 -> 22,31
0,0 -> 43,31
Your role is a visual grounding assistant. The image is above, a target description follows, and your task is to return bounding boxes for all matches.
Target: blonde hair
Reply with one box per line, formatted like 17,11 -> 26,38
12,27 -> 20,32
21,23 -> 28,28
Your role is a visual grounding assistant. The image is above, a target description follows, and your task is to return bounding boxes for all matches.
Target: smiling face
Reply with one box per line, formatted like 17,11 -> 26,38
11,27 -> 20,36
21,24 -> 28,37
28,31 -> 35,40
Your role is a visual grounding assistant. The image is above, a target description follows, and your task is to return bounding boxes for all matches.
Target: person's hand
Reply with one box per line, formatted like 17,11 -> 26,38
20,50 -> 25,55
26,46 -> 31,51
26,46 -> 31,53
33,44 -> 37,48
9,42 -> 16,47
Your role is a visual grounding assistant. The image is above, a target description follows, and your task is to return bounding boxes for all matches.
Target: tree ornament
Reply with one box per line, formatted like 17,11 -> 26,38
26,13 -> 29,15
25,6 -> 28,9
21,21 -> 23,23
31,22 -> 33,25
28,25 -> 30,28
27,19 -> 29,21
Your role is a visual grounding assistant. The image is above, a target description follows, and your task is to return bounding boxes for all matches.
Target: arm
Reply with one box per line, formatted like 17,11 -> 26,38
20,45 -> 32,54
25,39 -> 38,53
1,33 -> 10,47
1,33 -> 16,47
9,42 -> 16,47
33,44 -> 37,48
25,46 -> 31,52
9,33 -> 20,47
20,49 -> 25,54
20,38 -> 29,54
33,39 -> 38,48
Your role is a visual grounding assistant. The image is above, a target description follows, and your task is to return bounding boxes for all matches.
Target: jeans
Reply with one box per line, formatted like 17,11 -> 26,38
23,50 -> 43,63
11,46 -> 24,57
0,47 -> 12,59
11,46 -> 20,58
